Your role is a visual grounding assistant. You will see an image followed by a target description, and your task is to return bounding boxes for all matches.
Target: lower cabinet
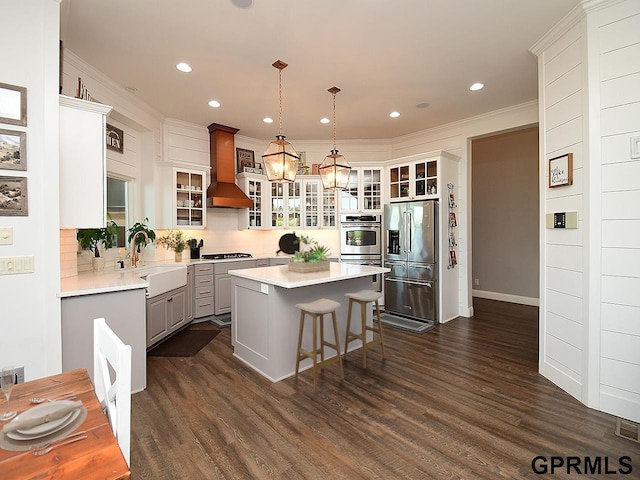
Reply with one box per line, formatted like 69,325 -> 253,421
146,285 -> 187,348
186,265 -> 194,322
213,260 -> 257,315
61,288 -> 147,393
194,263 -> 214,318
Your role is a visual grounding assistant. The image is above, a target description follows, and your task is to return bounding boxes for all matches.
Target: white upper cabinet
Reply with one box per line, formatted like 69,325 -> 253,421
237,172 -> 268,230
386,151 -> 459,203
174,168 -> 206,229
340,166 -> 383,213
59,95 -> 112,228
237,173 -> 337,230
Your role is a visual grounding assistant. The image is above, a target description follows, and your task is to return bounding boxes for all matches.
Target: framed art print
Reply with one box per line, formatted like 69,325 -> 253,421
0,128 -> 26,171
0,176 -> 28,216
549,153 -> 573,188
0,82 -> 27,126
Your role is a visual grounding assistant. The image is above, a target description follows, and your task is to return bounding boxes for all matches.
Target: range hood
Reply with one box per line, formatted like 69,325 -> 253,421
206,123 -> 253,208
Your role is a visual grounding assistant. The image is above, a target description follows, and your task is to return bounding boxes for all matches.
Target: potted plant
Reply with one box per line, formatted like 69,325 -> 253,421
127,217 -> 156,258
289,235 -> 331,273
77,214 -> 119,271
156,230 -> 191,262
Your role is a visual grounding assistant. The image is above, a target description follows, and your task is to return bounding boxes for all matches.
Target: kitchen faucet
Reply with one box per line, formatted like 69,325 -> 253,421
131,231 -> 150,267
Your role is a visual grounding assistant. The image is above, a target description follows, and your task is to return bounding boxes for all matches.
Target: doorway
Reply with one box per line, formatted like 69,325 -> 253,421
471,126 -> 539,306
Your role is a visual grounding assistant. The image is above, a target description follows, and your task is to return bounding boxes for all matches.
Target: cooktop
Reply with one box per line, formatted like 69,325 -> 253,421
201,252 -> 253,260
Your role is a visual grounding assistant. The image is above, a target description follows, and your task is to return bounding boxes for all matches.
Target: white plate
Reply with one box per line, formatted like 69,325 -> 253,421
7,408 -> 81,441
6,401 -> 81,438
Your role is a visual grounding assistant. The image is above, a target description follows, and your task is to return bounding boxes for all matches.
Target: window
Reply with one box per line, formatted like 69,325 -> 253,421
107,177 -> 128,248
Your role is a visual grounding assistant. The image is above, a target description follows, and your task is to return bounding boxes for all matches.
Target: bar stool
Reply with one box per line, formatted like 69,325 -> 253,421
344,290 -> 386,368
294,298 -> 345,391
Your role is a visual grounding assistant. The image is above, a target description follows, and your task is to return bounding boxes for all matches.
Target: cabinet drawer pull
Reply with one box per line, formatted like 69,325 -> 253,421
199,302 -> 212,307
167,297 -> 173,302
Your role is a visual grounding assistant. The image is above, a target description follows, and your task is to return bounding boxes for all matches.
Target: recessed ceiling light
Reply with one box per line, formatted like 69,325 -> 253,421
469,82 -> 484,91
263,117 -> 273,124
320,117 -> 330,124
208,100 -> 220,108
416,102 -> 430,109
176,63 -> 192,73
389,111 -> 400,118
231,0 -> 252,7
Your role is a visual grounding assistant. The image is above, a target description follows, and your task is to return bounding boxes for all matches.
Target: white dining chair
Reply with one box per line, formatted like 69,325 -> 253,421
93,317 -> 132,466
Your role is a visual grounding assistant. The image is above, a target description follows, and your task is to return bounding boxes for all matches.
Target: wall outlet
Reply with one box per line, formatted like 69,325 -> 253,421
474,278 -> 480,286
14,366 -> 24,384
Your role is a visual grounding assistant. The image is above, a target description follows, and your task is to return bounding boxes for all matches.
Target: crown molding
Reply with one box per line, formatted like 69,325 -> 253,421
63,50 -> 165,123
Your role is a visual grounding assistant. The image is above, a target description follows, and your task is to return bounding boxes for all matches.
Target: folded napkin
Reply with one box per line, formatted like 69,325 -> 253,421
2,400 -> 83,434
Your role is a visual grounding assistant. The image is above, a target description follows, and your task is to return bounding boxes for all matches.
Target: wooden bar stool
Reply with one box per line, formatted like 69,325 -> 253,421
294,298 -> 344,391
344,290 -> 386,368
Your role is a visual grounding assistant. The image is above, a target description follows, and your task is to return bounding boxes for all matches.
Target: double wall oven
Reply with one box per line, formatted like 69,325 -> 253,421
339,214 -> 383,291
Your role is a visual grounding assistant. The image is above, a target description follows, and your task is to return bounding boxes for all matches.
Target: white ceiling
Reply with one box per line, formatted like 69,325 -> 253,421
60,0 -> 580,141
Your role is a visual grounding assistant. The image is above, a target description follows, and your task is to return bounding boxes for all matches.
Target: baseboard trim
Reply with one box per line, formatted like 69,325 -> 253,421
472,289 -> 539,307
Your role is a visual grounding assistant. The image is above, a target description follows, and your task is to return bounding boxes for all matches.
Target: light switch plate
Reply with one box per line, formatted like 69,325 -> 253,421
0,256 -> 34,275
632,136 -> 640,159
0,227 -> 12,245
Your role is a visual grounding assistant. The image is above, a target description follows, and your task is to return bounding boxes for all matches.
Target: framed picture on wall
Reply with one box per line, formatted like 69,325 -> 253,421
0,82 -> 27,126
0,175 -> 28,216
548,153 -> 573,188
236,148 -> 254,173
0,128 -> 26,171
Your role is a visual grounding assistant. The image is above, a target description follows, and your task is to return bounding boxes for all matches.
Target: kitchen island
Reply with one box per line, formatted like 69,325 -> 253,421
229,262 -> 390,382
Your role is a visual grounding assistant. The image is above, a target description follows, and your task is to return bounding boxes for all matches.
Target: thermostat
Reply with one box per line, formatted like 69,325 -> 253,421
546,211 -> 578,229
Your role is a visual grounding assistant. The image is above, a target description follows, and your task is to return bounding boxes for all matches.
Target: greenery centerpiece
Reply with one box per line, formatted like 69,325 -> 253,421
156,230 -> 191,262
77,214 -> 119,271
289,235 -> 331,273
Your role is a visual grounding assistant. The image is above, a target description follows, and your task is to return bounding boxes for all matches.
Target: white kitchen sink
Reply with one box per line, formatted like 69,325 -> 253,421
138,265 -> 187,298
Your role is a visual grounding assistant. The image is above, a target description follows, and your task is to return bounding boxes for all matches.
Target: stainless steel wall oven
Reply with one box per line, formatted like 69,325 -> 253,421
340,214 -> 383,291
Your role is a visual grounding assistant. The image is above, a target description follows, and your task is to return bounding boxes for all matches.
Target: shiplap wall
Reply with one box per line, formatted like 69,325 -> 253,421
538,20 -> 586,400
596,1 -> 640,423
534,0 -> 640,423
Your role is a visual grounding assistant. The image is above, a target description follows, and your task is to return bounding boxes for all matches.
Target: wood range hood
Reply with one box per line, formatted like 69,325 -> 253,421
206,123 -> 253,208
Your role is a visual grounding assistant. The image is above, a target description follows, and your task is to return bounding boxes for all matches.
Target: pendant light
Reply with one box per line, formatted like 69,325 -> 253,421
262,60 -> 300,183
319,86 -> 351,190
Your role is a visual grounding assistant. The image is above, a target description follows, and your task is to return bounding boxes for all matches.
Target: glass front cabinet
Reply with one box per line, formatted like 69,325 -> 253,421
340,166 -> 383,213
388,158 -> 438,202
174,168 -> 206,228
386,151 -> 459,203
237,172 -> 268,230
304,178 -> 337,228
238,173 -> 337,230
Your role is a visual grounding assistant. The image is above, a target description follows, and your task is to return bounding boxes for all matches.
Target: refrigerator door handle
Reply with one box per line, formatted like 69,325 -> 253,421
385,277 -> 432,288
407,211 -> 412,252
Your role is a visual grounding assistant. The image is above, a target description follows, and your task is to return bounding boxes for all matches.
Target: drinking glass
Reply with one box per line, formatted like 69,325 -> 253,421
0,365 -> 17,421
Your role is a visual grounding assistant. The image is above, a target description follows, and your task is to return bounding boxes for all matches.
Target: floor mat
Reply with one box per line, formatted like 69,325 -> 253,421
209,313 -> 231,329
148,329 -> 220,357
379,313 -> 436,334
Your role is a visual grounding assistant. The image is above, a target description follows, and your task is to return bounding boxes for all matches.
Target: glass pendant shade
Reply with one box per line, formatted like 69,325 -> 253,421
262,135 -> 300,183
319,149 -> 351,190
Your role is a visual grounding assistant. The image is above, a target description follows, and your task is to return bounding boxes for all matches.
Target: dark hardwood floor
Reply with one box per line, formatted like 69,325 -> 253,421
131,298 -> 639,479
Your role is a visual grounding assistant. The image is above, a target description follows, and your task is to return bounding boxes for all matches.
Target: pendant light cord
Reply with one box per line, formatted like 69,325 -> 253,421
332,92 -> 337,151
278,68 -> 283,136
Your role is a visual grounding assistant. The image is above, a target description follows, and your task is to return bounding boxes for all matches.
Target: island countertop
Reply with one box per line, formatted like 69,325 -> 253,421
228,262 -> 389,289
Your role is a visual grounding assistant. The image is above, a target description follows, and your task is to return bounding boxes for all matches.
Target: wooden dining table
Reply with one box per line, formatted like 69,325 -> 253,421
0,368 -> 130,479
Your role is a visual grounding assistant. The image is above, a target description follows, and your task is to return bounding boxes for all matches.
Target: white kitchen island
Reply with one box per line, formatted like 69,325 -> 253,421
229,262 -> 390,382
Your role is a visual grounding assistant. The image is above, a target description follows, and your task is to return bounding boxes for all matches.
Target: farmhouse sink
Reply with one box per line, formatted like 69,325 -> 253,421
138,265 -> 187,298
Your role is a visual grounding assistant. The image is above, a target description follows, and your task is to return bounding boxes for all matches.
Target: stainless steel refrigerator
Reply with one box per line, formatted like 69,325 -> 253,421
384,200 -> 438,323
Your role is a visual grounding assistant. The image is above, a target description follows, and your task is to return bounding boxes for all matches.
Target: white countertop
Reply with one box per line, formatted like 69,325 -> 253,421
59,268 -> 150,298
59,255 -> 343,297
228,262 -> 389,289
